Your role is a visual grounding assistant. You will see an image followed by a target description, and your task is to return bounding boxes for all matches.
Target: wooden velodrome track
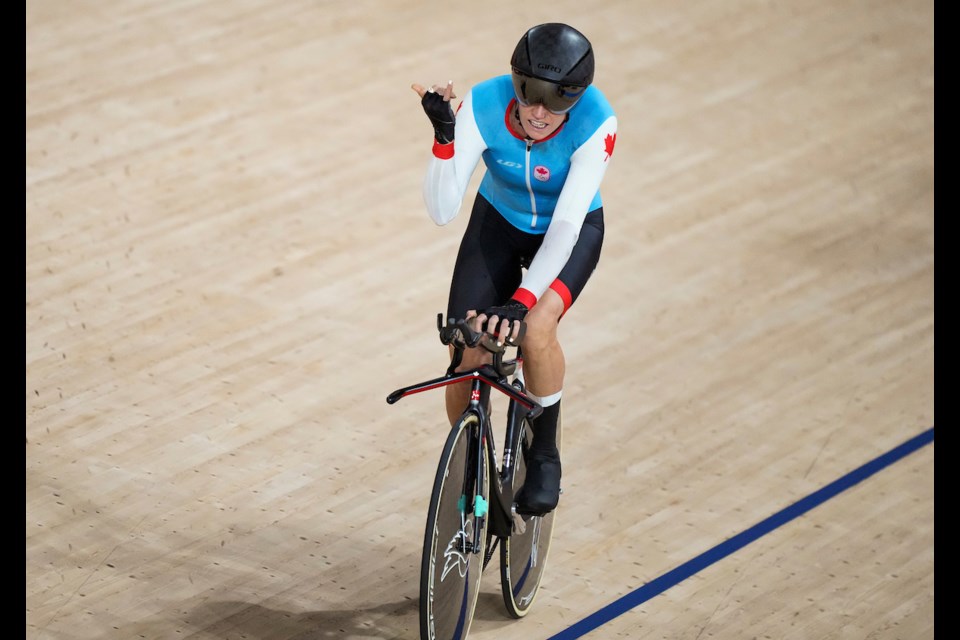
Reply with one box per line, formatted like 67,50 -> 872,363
26,1 -> 933,638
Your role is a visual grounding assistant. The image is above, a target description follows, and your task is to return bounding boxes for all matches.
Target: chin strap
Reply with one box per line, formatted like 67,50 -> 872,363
514,106 -> 532,141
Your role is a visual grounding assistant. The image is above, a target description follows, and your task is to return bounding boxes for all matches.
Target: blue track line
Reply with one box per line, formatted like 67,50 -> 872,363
547,427 -> 934,640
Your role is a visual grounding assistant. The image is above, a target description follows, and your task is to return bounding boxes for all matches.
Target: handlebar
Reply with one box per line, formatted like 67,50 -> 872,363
437,314 -> 524,379
438,314 -> 525,352
384,314 -> 540,419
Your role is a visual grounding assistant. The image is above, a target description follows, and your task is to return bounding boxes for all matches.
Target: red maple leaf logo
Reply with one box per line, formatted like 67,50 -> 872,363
604,133 -> 617,161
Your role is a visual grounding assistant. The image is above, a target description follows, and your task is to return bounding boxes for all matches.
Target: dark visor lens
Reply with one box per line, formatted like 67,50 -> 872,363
511,72 -> 587,114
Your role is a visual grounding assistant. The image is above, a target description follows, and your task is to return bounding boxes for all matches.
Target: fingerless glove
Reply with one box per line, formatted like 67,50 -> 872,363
420,90 -> 455,144
482,300 -> 529,323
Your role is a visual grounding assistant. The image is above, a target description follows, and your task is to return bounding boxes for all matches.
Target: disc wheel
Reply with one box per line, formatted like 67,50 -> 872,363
420,413 -> 490,639
499,409 -> 561,618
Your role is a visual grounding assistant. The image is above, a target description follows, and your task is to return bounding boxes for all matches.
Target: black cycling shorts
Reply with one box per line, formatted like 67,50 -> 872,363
447,194 -> 604,319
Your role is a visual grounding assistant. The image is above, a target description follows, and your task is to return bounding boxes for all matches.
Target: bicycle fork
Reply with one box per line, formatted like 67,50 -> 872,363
458,380 -> 490,556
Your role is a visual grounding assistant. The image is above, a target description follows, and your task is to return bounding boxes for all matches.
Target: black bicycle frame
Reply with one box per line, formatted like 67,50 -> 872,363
387,355 -> 542,545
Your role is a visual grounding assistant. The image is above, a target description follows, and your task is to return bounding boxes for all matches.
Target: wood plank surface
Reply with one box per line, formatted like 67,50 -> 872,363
26,1 -> 934,638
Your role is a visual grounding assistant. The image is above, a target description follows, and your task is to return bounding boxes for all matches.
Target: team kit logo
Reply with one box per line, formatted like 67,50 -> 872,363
496,157 -> 553,183
498,134 -> 616,182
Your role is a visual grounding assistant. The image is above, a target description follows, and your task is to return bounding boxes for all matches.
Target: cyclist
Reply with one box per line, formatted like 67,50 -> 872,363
412,22 -> 618,515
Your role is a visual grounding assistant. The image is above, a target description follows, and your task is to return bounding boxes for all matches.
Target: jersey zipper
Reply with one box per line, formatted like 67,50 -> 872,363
524,140 -> 537,229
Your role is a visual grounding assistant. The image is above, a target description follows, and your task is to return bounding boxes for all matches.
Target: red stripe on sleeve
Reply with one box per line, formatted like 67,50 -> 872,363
432,140 -> 455,159
512,288 -> 538,310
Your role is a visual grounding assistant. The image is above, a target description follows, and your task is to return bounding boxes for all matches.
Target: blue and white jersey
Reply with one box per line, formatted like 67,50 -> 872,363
422,74 -> 617,305
471,75 -> 614,233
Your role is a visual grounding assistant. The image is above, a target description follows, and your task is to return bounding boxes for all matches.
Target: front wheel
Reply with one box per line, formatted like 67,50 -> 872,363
420,412 -> 489,640
499,409 -> 562,618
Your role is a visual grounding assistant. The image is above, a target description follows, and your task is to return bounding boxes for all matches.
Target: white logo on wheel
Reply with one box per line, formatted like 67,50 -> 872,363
441,517 -> 473,582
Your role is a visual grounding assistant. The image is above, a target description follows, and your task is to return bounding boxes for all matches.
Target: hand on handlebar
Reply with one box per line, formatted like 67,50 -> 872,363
435,313 -> 524,379
468,301 -> 527,347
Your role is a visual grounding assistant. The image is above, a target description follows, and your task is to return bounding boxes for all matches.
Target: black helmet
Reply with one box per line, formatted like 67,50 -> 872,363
510,23 -> 595,113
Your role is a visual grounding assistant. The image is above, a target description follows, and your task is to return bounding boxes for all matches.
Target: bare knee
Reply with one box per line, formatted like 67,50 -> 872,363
521,297 -> 563,354
451,343 -> 491,371
445,345 -> 492,425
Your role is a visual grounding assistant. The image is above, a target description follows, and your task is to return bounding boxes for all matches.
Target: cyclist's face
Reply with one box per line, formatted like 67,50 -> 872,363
516,102 -> 565,141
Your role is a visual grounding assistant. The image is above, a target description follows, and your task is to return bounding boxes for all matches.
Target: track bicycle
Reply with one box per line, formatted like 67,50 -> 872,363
386,314 -> 563,640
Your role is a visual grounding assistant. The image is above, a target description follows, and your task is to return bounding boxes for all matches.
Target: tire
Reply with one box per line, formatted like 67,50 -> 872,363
420,413 -> 490,640
499,409 -> 561,618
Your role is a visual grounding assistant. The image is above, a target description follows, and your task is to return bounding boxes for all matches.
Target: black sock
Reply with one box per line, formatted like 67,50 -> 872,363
530,401 -> 560,457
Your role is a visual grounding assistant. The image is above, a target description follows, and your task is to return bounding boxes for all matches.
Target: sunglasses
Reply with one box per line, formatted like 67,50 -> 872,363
511,71 -> 587,115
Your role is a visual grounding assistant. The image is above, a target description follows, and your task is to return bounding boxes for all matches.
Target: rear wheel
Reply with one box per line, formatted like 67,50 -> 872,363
499,409 -> 562,618
420,413 -> 489,640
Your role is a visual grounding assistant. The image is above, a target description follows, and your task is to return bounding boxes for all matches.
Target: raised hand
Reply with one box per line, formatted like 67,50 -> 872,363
411,81 -> 457,144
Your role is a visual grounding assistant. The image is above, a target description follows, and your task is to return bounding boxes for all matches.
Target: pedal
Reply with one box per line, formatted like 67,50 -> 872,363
510,504 -> 527,535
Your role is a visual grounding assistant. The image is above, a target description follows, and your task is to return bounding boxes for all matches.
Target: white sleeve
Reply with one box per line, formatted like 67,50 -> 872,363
422,91 -> 487,225
518,115 -> 618,302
